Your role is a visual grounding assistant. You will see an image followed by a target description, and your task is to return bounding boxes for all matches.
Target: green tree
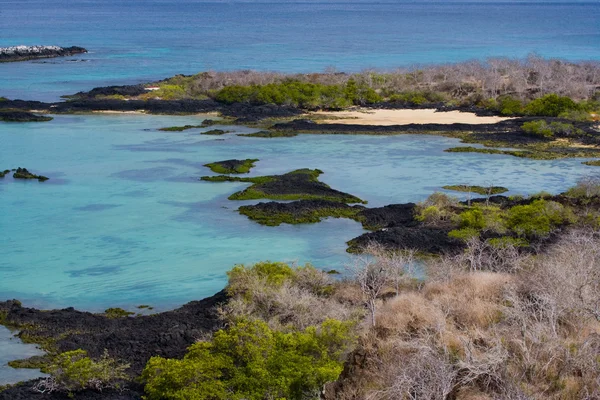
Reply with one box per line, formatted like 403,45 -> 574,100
524,94 -> 580,117
142,319 -> 354,400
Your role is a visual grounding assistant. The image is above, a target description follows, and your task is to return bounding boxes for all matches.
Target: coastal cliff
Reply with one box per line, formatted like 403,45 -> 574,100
0,46 -> 87,63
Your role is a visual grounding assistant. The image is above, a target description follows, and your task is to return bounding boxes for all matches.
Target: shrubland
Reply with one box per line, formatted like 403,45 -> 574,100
124,56 -> 600,117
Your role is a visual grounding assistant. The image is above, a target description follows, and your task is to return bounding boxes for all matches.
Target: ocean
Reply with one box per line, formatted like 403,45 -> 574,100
1,1 -> 599,101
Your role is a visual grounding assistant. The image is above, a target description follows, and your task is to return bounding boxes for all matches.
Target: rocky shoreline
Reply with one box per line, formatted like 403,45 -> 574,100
0,291 -> 227,399
0,46 -> 87,63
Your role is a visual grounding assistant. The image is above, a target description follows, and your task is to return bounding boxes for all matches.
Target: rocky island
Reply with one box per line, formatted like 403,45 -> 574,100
0,46 -> 87,63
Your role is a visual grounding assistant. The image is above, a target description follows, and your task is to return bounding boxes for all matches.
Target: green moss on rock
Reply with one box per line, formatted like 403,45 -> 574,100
204,159 -> 259,174
238,200 -> 365,226
442,185 -> 508,195
201,168 -> 366,203
104,308 -> 134,319
583,160 -> 600,166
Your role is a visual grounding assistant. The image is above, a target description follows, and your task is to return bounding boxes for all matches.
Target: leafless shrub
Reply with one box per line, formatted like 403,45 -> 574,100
366,339 -> 456,400
176,56 -> 600,103
346,243 -> 390,327
219,269 -> 361,330
461,236 -> 524,273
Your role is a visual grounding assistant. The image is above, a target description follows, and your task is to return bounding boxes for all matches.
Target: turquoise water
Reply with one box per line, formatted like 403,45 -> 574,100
1,1 -> 599,101
0,326 -> 47,384
1,114 -> 596,312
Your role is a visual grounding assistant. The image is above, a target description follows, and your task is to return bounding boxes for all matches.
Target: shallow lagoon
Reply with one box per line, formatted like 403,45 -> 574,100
0,114 -> 596,311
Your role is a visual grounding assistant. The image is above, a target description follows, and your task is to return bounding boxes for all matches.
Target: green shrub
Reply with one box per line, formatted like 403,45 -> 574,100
506,200 -> 572,236
497,95 -> 524,115
558,109 -> 592,122
524,94 -> 580,117
227,261 -> 296,295
142,319 -> 354,400
213,80 -> 377,109
214,85 -> 255,104
522,120 -> 554,138
521,120 -> 583,138
448,227 -> 480,241
457,208 -> 486,230
38,350 -> 129,393
415,192 -> 459,226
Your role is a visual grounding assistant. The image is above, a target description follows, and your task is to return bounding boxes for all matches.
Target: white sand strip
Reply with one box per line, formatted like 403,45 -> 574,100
312,109 -> 512,126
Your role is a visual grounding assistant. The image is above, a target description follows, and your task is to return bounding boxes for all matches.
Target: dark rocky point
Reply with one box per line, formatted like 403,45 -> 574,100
0,110 -> 52,122
0,46 -> 87,63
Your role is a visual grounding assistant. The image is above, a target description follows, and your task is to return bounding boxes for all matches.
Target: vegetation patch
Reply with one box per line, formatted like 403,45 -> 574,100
204,159 -> 258,174
201,168 -> 366,203
442,184 -> 508,195
521,120 -> 583,138
583,160 -> 600,166
103,307 -> 134,319
238,130 -> 298,138
32,349 -> 129,395
0,169 -> 10,178
238,199 -> 365,226
142,261 -> 357,400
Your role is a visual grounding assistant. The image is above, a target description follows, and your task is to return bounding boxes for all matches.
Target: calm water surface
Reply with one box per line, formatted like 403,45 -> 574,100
0,1 -> 599,101
1,114 -> 596,312
0,326 -> 47,384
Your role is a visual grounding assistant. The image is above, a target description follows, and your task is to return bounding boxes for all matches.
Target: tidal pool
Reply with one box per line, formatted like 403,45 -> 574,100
0,114 -> 596,311
0,326 -> 47,385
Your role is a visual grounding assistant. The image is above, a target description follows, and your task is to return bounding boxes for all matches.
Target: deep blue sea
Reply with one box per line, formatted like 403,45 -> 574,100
1,1 -> 599,101
1,0 -> 600,384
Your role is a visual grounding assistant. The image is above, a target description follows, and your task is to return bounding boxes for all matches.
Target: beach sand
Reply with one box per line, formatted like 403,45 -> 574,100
312,108 -> 512,125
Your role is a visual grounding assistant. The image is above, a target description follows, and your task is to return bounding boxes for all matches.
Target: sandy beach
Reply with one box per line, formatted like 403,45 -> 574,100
312,108 -> 512,125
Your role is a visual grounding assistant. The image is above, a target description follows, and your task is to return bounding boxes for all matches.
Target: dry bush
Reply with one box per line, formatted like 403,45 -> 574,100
375,292 -> 446,339
328,230 -> 600,399
219,264 -> 363,330
366,339 -> 456,400
177,56 -> 600,103
424,272 -> 511,330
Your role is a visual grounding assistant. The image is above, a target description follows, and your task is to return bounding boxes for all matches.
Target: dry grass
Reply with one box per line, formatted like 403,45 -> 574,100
325,229 -> 600,400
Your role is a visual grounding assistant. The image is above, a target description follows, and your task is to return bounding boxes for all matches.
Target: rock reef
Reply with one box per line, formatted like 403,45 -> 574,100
0,291 -> 226,399
201,168 -> 366,203
0,110 -> 52,122
0,46 -> 87,63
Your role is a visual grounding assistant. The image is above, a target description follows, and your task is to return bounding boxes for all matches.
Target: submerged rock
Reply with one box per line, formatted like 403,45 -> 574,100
0,45 -> 87,63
